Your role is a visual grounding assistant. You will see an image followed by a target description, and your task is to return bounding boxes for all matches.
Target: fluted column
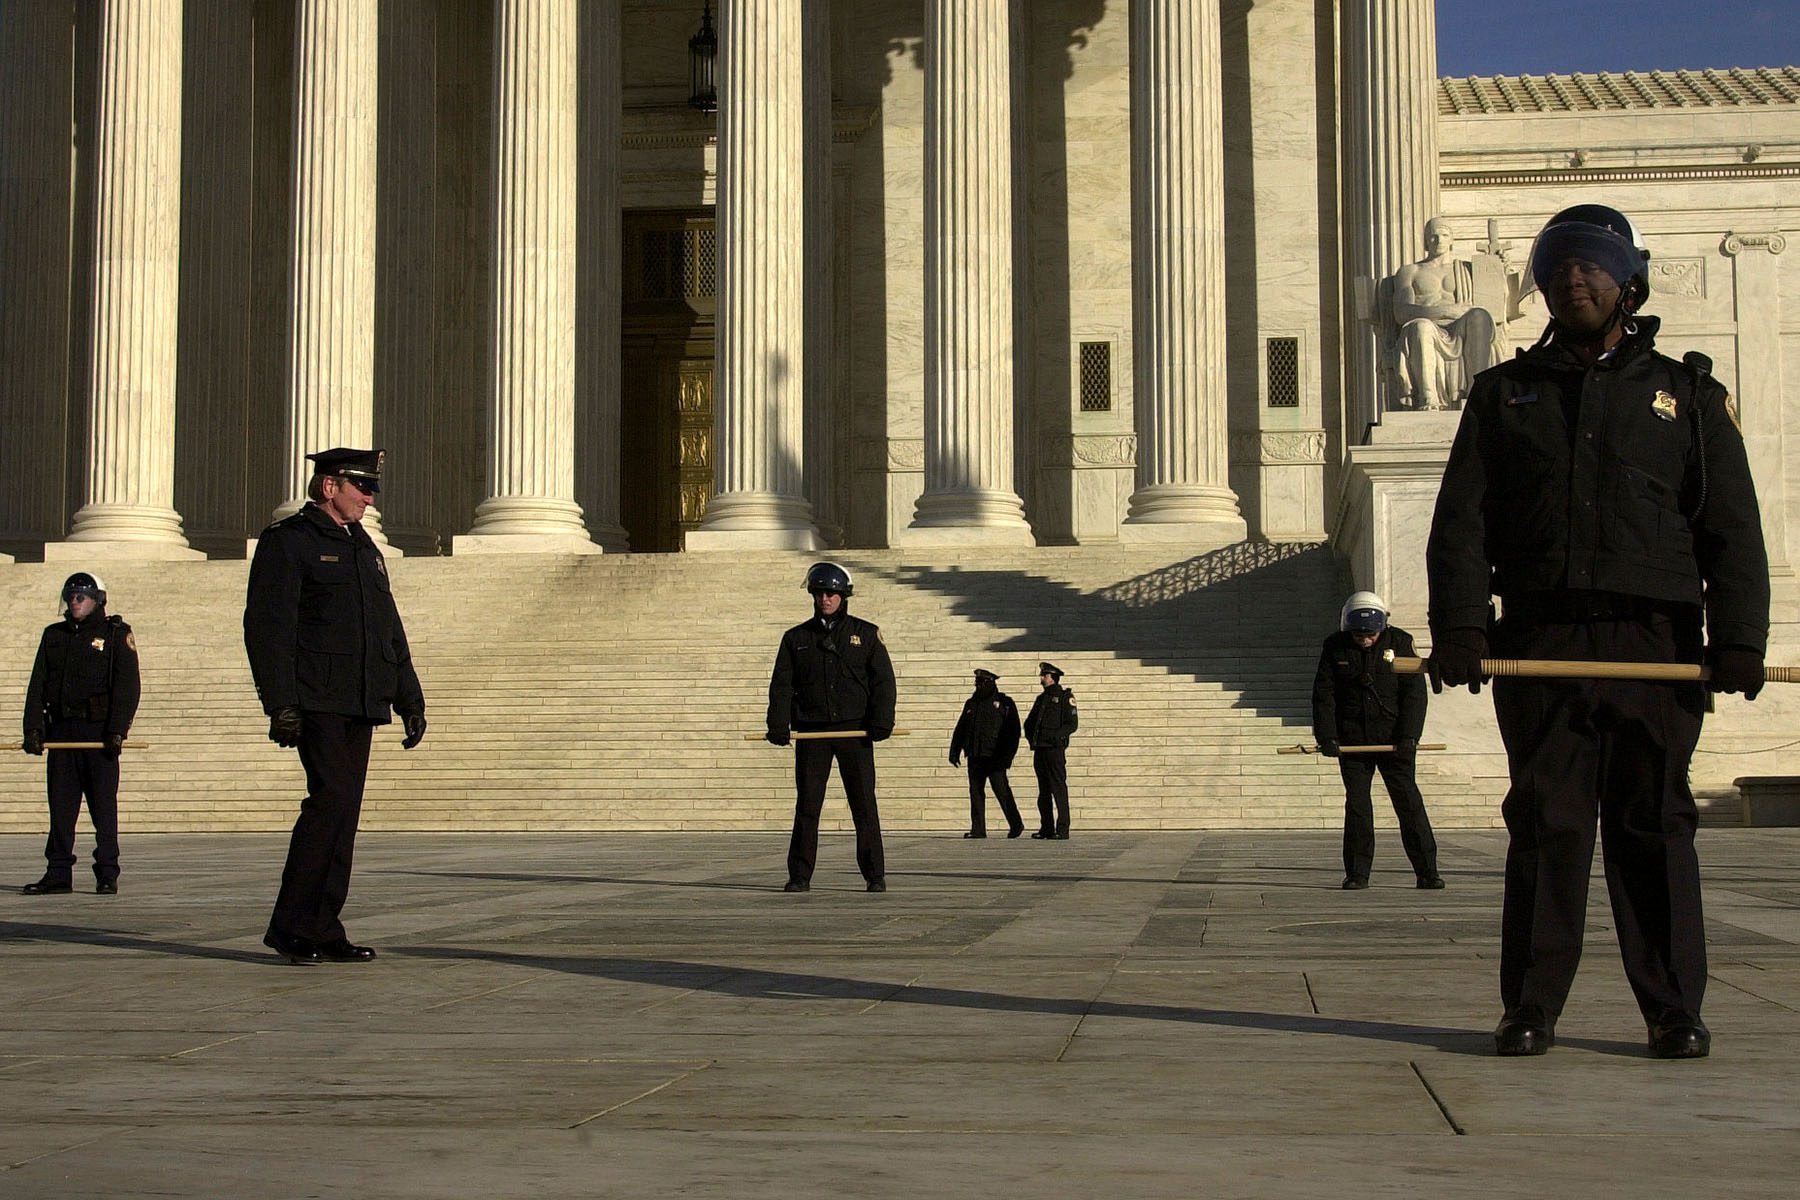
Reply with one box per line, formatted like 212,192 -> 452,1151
462,0 -> 598,553
273,0 -> 397,551
904,0 -> 1032,545
1342,0 -> 1440,434
575,0 -> 628,550
55,0 -> 202,561
687,0 -> 822,551
801,0 -> 839,546
1120,0 -> 1244,547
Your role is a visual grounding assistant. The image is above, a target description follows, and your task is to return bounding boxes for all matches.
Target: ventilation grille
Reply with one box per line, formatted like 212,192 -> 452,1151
1078,341 -> 1112,412
640,226 -> 717,300
1266,337 -> 1300,408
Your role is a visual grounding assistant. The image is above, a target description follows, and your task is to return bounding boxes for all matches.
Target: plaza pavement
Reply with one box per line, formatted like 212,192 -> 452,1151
2,828 -> 1798,1198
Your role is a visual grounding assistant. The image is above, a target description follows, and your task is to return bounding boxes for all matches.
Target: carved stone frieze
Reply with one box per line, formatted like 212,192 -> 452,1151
1230,430 -> 1326,466
1649,258 -> 1705,298
856,437 -> 925,472
1050,434 -> 1137,468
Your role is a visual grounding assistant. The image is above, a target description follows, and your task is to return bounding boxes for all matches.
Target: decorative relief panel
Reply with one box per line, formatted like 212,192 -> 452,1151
856,438 -> 925,472
679,426 -> 711,468
1649,258 -> 1705,298
1231,430 -> 1327,466
1050,434 -> 1137,468
677,371 -> 711,412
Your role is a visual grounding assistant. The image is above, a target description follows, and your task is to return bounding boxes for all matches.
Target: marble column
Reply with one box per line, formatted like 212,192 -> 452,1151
54,0 -> 202,561
903,0 -> 1032,545
273,0 -> 397,551
687,0 -> 822,551
1724,232 -> 1792,577
461,0 -> 598,553
575,0 -> 629,550
801,0 -> 840,547
1119,0 -> 1245,547
1341,0 -> 1440,436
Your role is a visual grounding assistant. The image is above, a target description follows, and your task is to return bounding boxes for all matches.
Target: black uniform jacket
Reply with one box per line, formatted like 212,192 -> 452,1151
24,610 -> 141,738
1428,317 -> 1769,654
244,504 -> 424,721
767,613 -> 897,734
1024,685 -> 1078,750
951,689 -> 1021,767
1311,627 -> 1426,746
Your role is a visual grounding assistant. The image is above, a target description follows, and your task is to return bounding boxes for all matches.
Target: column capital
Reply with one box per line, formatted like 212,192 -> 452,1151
1723,231 -> 1788,257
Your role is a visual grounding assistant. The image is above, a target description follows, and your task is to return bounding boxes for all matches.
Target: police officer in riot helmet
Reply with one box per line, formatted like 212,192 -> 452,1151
767,561 -> 897,892
1427,204 -> 1769,1059
19,572 -> 141,895
950,668 -> 1024,838
1311,592 -> 1441,891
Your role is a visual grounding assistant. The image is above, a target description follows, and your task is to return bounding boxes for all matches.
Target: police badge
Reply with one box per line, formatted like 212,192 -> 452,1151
1651,391 -> 1678,422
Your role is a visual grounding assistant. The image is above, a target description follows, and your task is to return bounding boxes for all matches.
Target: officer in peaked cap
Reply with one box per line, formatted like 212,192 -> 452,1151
18,572 -> 141,895
244,447 -> 425,965
949,668 -> 1023,838
1023,661 -> 1078,839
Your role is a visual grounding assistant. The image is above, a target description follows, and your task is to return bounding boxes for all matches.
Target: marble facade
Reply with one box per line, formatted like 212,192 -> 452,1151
0,1 -> 1795,585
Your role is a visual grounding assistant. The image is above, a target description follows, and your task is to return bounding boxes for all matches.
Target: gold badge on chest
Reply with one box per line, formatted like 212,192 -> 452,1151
91,638 -> 105,651
1651,391 -> 1678,422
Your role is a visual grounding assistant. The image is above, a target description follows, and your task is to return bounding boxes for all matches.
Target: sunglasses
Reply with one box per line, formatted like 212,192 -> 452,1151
339,476 -> 377,496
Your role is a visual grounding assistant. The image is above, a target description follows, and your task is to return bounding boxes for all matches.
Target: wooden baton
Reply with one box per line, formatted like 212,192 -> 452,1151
1277,743 -> 1446,755
1386,653 -> 1800,684
4,741 -> 150,751
742,730 -> 912,741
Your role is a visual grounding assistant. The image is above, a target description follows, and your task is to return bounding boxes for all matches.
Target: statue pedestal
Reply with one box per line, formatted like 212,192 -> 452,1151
1337,414 -> 1458,631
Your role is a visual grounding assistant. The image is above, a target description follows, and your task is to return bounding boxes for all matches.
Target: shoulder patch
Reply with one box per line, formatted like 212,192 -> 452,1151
125,631 -> 137,652
1723,390 -> 1742,434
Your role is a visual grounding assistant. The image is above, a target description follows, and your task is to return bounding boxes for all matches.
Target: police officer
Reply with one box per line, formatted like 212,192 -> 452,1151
1023,662 -> 1078,839
950,669 -> 1023,838
245,448 -> 426,964
766,562 -> 896,892
1311,592 -> 1442,891
1427,204 -> 1769,1059
18,573 -> 140,895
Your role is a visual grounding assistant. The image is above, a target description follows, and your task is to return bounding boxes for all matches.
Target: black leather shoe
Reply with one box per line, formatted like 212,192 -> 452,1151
21,879 -> 73,895
866,878 -> 886,893
1030,830 -> 1053,839
963,831 -> 986,839
1494,1009 -> 1554,1056
1649,1018 -> 1710,1059
317,938 -> 376,963
1052,831 -> 1070,840
1007,827 -> 1023,839
262,930 -> 322,965
1341,878 -> 1369,891
782,879 -> 809,893
96,880 -> 118,895
1416,875 -> 1446,890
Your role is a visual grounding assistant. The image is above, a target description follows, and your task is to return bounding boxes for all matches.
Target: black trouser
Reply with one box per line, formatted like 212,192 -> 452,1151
270,712 -> 375,943
1491,614 -> 1708,1026
1033,747 -> 1069,835
789,736 -> 884,883
966,760 -> 1022,835
1339,753 -> 1438,882
42,719 -> 119,885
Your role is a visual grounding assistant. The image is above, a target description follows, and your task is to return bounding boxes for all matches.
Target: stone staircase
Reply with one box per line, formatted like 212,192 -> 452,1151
0,542 -> 1508,833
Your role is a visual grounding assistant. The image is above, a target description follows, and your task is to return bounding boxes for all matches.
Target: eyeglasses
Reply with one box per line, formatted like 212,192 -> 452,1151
339,476 -> 377,496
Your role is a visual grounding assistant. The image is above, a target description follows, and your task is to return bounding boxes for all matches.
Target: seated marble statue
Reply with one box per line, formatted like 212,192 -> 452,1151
1385,218 -> 1511,412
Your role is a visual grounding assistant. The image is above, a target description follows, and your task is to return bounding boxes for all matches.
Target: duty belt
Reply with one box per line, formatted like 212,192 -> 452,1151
1503,591 -> 1681,625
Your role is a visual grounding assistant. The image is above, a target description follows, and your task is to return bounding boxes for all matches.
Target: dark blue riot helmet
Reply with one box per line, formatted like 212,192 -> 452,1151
804,561 -> 854,597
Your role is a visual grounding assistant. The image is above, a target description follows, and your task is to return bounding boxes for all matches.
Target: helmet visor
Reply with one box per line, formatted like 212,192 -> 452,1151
1529,224 -> 1643,296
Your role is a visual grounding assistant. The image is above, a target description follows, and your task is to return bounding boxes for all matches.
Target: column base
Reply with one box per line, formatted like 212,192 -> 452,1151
1120,484 -> 1246,547
686,491 -> 823,552
45,539 -> 205,562
900,488 -> 1035,547
586,520 -> 632,552
263,500 -> 404,555
454,532 -> 603,556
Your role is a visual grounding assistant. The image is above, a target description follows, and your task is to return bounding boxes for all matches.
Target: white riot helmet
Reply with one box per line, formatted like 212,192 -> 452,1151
1340,591 -> 1388,634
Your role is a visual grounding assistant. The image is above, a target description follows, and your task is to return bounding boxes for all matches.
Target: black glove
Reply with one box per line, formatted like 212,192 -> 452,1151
949,751 -> 961,767
1707,646 -> 1765,702
102,732 -> 125,759
766,727 -> 790,747
269,706 -> 304,748
401,711 -> 428,749
22,728 -> 44,756
1427,628 -> 1489,694
1318,739 -> 1340,758
1395,737 -> 1418,757
868,726 -> 893,743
